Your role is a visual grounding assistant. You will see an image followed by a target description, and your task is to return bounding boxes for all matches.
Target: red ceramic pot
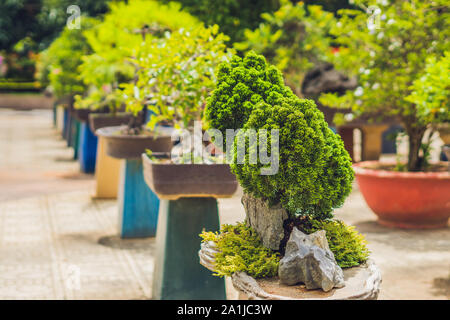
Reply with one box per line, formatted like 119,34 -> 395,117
353,161 -> 450,229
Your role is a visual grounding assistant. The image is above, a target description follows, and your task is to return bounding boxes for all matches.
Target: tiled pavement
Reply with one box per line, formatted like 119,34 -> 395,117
0,109 -> 448,300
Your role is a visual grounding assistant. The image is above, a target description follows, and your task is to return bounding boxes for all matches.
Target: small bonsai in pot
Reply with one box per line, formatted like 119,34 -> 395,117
319,0 -> 450,228
130,25 -> 238,198
199,52 -> 380,300
81,0 -> 202,159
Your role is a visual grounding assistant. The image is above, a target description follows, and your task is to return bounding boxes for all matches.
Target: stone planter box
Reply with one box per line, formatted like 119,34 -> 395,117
141,154 -> 238,200
198,241 -> 381,300
89,112 -> 146,133
96,126 -> 173,159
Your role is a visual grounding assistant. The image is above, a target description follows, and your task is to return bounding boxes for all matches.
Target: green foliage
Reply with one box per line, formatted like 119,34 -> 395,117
77,0 -> 201,113
123,25 -> 233,126
302,219 -> 370,268
319,0 -> 450,171
199,222 -> 280,278
36,0 -> 111,50
205,52 -> 292,145
45,17 -> 98,98
405,52 -> 450,125
205,52 -> 354,219
235,0 -> 336,96
163,0 -> 280,43
80,0 -> 200,88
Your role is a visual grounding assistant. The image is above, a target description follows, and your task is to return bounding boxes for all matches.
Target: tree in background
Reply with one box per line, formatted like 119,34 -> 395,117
234,0 -> 336,96
162,0 -> 280,43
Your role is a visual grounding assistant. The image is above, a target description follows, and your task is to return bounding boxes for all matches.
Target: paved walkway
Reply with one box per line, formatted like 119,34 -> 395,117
0,109 -> 448,299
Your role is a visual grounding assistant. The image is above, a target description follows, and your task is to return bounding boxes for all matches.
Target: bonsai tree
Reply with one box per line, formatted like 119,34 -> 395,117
122,25 -> 233,130
206,51 -> 354,219
201,52 -> 368,279
76,0 -> 201,119
319,0 -> 450,171
234,0 -> 336,96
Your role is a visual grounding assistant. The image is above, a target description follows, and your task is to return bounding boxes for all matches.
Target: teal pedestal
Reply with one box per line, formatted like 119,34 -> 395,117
152,197 -> 226,300
119,159 -> 160,238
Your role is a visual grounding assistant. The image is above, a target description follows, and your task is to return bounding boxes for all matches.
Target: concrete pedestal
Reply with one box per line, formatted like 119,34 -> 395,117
118,159 -> 160,238
94,137 -> 120,199
78,123 -> 98,173
152,197 -> 226,300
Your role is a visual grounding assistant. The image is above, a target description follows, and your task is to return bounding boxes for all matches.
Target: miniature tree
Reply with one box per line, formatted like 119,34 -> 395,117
202,52 -> 367,277
205,51 -> 354,220
319,0 -> 450,171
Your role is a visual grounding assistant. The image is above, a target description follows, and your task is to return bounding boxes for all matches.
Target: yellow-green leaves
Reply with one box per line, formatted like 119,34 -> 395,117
199,222 -> 280,278
123,25 -> 233,129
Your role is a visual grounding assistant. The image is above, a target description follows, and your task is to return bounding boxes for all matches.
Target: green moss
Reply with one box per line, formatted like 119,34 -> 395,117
200,222 -> 280,278
302,219 -> 370,268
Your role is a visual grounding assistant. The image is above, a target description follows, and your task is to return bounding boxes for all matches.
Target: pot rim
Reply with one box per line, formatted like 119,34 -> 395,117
353,160 -> 450,179
96,125 -> 174,140
142,153 -> 230,167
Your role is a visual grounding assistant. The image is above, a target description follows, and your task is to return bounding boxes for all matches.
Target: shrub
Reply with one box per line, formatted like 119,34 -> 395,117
205,52 -> 354,219
45,17 -> 98,98
200,222 -> 280,278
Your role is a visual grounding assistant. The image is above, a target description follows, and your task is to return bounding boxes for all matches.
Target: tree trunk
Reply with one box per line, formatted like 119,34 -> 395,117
405,125 -> 426,172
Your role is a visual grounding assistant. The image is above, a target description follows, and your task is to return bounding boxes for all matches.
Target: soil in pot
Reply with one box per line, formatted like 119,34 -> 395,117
354,161 -> 450,229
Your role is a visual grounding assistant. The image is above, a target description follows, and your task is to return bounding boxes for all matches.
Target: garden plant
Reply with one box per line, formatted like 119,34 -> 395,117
200,52 -> 375,298
318,0 -> 449,229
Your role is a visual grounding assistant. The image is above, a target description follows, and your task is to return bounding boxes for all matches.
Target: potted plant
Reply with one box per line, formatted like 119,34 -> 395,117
319,0 -> 450,228
199,52 -> 381,300
125,24 -> 237,299
130,24 -> 234,187
42,17 -> 99,169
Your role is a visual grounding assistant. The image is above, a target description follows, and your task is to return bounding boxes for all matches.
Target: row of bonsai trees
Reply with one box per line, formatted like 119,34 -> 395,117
34,0 -> 448,297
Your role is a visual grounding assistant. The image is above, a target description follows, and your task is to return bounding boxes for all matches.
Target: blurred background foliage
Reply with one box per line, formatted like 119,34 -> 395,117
0,0 -> 352,84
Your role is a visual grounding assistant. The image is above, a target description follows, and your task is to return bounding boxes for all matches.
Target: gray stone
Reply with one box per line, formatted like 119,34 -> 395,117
278,228 -> 345,292
242,193 -> 289,251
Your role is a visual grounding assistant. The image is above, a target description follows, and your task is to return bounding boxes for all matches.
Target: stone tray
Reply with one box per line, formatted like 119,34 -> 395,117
89,113 -> 136,133
199,241 -> 381,300
142,154 -> 238,200
96,126 -> 173,159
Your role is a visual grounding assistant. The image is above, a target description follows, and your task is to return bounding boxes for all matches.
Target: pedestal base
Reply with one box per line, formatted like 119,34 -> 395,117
94,137 -> 120,199
118,159 -> 159,238
152,197 -> 226,300
78,123 -> 98,174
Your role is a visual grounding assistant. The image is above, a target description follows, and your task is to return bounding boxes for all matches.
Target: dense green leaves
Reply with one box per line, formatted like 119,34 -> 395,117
205,52 -> 354,219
